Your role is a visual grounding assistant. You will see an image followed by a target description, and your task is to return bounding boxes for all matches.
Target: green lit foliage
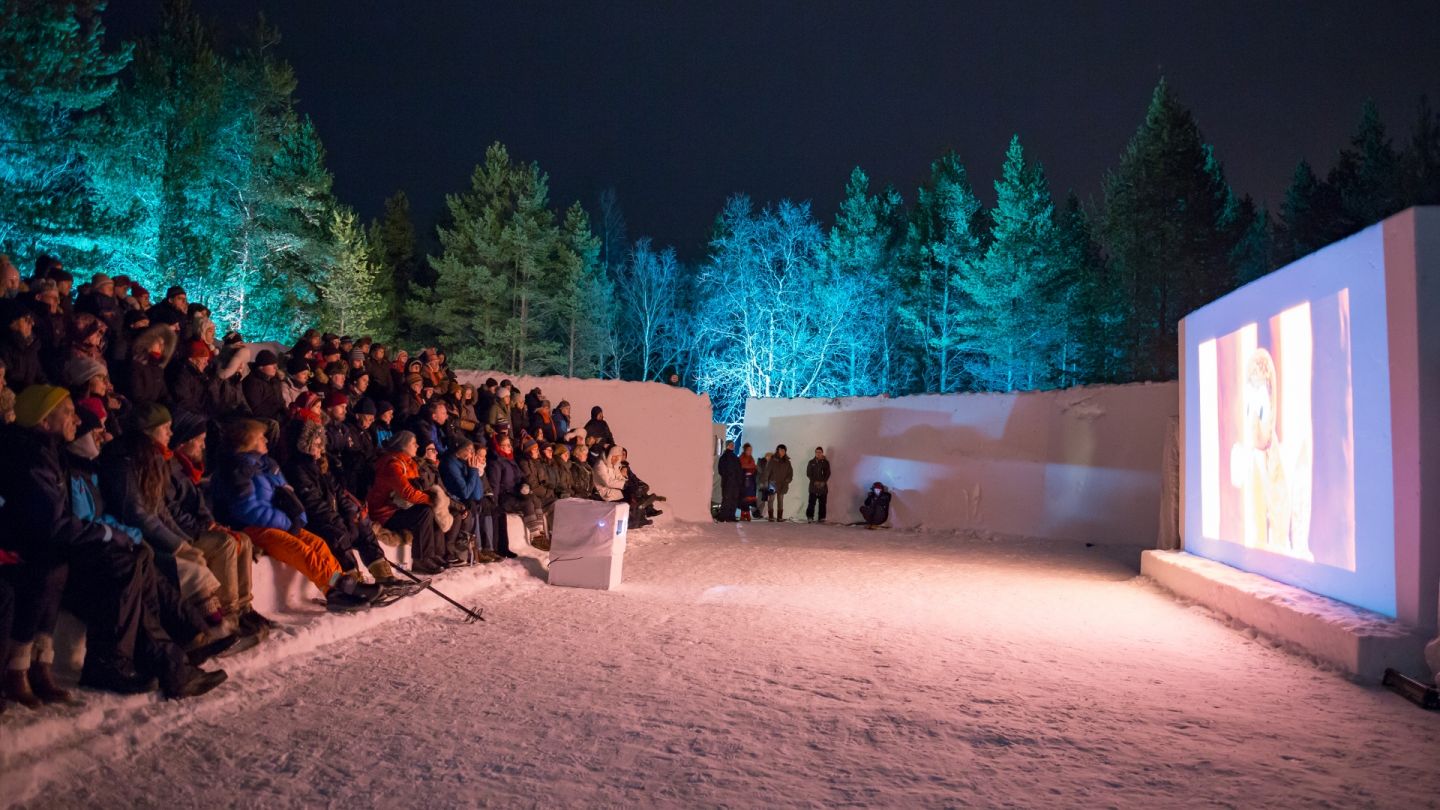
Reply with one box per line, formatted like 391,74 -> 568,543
0,0 -> 131,258
411,142 -> 599,375
320,206 -> 386,337
898,152 -> 987,394
826,167 -> 909,396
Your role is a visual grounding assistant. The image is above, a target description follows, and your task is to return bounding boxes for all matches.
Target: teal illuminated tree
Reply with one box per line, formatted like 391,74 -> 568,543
899,152 -> 987,393
826,167 -> 907,395
957,136 -> 1066,391
0,0 -> 131,258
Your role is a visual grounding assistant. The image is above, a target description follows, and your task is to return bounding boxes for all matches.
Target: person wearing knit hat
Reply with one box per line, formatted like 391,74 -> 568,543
91,273 -> 113,291
239,349 -> 285,421
251,349 -> 278,368
322,390 -> 349,411
13,385 -> 73,432
353,397 -> 376,416
127,401 -> 172,435
348,348 -> 366,365
170,410 -> 208,448
62,355 -> 108,390
284,354 -> 307,376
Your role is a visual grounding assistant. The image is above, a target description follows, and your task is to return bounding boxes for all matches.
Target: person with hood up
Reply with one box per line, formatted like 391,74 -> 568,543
0,300 -> 45,389
861,482 -> 892,528
287,420 -> 397,585
593,445 -> 628,503
583,405 -> 614,448
119,323 -> 175,407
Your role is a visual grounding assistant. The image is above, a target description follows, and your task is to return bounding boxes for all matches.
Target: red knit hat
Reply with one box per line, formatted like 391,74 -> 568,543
323,390 -> 349,409
184,339 -> 214,360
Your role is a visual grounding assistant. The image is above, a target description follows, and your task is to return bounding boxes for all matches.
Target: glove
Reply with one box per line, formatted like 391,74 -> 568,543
520,483 -> 531,496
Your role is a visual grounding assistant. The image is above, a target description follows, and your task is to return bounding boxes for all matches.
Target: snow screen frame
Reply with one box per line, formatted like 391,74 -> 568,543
1180,207 -> 1440,627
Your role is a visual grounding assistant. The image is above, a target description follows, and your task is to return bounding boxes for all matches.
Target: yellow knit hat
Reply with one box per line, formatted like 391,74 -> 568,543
13,385 -> 70,428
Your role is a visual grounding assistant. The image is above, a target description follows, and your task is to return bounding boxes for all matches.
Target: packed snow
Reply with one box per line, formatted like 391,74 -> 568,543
8,521 -> 1440,808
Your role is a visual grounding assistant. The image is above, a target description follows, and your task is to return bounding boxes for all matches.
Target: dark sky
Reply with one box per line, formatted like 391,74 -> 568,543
107,1 -> 1440,260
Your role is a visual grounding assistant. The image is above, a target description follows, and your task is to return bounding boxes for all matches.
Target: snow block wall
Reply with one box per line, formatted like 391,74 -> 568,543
453,372 -> 715,523
742,382 -> 1178,545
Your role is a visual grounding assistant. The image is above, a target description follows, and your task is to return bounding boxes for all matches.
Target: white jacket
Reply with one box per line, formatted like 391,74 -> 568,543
593,459 -> 626,502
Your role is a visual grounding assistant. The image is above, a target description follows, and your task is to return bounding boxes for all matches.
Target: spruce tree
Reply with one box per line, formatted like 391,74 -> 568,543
959,136 -> 1065,392
552,202 -> 606,377
1101,78 -> 1241,381
367,190 -> 415,333
1329,100 -> 1401,230
827,167 -> 905,395
320,206 -> 385,337
1057,193 -> 1123,384
0,0 -> 131,258
898,152 -> 986,393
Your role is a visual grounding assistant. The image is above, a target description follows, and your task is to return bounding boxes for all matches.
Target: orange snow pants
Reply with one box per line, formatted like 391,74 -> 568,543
243,526 -> 342,592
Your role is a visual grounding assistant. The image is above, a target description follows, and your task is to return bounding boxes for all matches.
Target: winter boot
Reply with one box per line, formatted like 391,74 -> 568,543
163,666 -> 228,700
3,667 -> 41,709
368,558 -> 400,585
28,662 -> 79,705
79,659 -> 156,695
186,632 -> 239,666
325,572 -> 381,610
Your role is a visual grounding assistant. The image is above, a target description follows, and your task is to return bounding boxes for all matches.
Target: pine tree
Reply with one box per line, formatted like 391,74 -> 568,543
367,190 -> 415,333
1329,100 -> 1401,230
320,206 -> 385,336
1057,193 -> 1123,384
1231,195 -> 1274,285
827,167 -> 905,395
551,202 -> 607,377
959,136 -> 1066,392
1101,78 -> 1242,381
898,152 -> 986,393
0,0 -> 131,258
1403,95 -> 1440,206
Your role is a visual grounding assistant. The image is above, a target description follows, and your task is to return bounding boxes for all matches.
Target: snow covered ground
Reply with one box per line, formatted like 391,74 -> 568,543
10,521 -> 1440,808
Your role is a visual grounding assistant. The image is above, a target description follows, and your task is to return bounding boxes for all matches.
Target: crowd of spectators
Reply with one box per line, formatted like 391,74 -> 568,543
0,253 -> 664,711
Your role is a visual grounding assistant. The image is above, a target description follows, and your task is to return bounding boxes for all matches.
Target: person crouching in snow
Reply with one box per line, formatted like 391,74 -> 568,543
212,418 -> 380,610
860,482 -> 891,529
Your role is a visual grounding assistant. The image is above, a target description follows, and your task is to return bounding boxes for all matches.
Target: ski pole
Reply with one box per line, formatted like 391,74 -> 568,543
386,557 -> 486,623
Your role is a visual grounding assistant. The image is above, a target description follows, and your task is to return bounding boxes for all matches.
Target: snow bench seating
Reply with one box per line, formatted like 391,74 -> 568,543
1142,550 -> 1432,682
48,514 -> 537,676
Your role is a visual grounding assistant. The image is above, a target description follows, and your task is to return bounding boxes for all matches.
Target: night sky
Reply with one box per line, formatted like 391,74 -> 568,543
107,1 -> 1440,260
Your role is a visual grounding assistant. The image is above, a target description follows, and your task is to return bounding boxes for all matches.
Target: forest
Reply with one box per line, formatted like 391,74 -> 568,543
4,1 -> 1439,422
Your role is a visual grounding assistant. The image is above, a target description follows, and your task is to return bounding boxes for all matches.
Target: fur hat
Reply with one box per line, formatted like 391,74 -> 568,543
297,418 -> 325,453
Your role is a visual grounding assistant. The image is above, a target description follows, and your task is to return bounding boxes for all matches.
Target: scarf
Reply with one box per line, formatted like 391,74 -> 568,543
177,452 -> 204,485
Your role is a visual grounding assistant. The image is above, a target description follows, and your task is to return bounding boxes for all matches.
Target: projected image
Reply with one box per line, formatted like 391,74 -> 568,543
1197,293 -> 1355,570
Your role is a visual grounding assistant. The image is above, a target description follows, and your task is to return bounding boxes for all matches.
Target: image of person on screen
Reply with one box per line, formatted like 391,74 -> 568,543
1229,347 -> 1310,560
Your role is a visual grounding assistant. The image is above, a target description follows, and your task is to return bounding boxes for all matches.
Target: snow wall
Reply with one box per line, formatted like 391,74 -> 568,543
742,382 -> 1178,546
452,372 -> 715,523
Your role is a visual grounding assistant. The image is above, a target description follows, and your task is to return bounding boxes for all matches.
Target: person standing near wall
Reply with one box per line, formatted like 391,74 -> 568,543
716,440 -> 740,522
738,443 -> 758,521
806,447 -> 830,523
764,445 -> 793,522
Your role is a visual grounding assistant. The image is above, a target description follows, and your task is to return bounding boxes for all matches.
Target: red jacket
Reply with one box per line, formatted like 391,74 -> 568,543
367,451 -> 432,525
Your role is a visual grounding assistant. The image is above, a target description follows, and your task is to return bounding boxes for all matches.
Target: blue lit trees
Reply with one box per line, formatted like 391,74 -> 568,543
694,196 -> 851,423
0,0 -> 130,258
898,153 -> 987,393
957,136 -> 1067,392
615,238 -> 685,381
826,168 -> 908,396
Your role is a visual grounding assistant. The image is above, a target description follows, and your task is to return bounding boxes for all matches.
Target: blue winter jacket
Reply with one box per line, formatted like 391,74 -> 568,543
213,451 -> 305,532
440,452 -> 485,502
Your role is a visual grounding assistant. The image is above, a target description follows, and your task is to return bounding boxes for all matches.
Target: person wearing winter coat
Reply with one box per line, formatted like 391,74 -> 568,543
242,350 -> 286,421
559,443 -> 596,499
553,400 -> 572,440
168,412 -> 272,637
441,439 -> 497,561
368,430 -> 450,574
529,400 -> 559,444
484,432 -> 529,557
120,324 -> 175,408
593,445 -> 628,502
583,405 -> 614,448
280,356 -> 312,407
168,340 -> 220,418
212,418 -> 378,609
716,440 -> 741,522
861,482 -> 892,528
759,445 -> 793,521
0,386 -> 226,700
98,404 -> 225,627
738,443 -> 758,521
286,420 -> 395,585
805,446 -> 831,523
365,343 -> 394,402
0,301 -> 46,389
